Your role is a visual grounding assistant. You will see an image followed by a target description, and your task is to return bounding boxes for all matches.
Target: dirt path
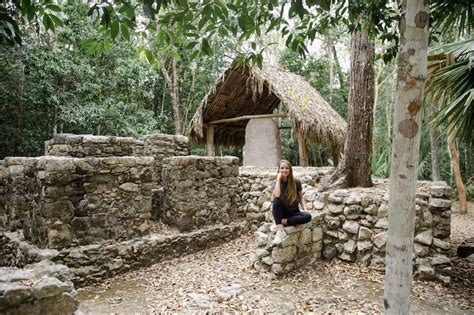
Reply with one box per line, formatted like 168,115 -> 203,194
77,204 -> 474,314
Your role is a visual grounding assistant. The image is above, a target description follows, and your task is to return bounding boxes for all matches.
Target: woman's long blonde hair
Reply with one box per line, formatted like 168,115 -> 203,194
278,160 -> 297,204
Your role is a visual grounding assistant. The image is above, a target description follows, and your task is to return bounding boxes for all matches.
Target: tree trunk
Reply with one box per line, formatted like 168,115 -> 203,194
160,56 -> 181,135
384,1 -> 429,314
332,45 -> 345,89
206,125 -> 215,157
182,65 -> 196,135
325,28 -> 374,188
429,101 -> 441,181
448,132 -> 468,213
327,35 -> 334,103
298,132 -> 309,167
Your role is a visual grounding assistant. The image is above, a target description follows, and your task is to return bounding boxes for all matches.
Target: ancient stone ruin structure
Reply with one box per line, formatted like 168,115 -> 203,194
0,259 -> 78,315
0,133 -> 454,313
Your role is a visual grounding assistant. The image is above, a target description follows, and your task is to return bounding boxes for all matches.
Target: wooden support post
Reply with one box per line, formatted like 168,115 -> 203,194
332,145 -> 340,167
298,132 -> 309,167
206,125 -> 215,156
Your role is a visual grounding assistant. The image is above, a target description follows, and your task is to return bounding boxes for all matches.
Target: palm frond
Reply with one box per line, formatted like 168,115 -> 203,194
426,39 -> 474,146
431,0 -> 474,37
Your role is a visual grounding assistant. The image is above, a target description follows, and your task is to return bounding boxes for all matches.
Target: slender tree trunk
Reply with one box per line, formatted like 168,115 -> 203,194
373,65 -> 383,121
182,65 -> 196,135
448,132 -> 468,213
327,35 -> 334,103
373,64 -> 383,153
160,56 -> 181,135
384,1 -> 429,314
332,45 -> 345,89
160,81 -> 166,117
53,106 -> 58,136
13,63 -> 25,156
429,101 -> 441,181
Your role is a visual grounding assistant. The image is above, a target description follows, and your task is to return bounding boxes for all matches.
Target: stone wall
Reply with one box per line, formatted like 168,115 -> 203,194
0,160 -> 8,229
0,158 -> 41,232
45,134 -> 142,157
44,133 -> 188,183
0,156 -> 154,249
238,167 -> 331,230
44,133 -> 189,220
161,156 -> 241,231
253,212 -> 323,276
1,222 -> 247,287
0,260 -> 78,314
142,133 -> 189,184
250,180 -> 453,283
33,156 -> 154,249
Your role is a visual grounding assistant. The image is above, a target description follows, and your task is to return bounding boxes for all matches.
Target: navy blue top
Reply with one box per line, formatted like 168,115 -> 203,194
272,178 -> 302,208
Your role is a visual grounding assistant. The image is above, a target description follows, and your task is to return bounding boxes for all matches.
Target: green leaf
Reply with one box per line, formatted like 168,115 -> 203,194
49,14 -> 63,27
86,42 -> 98,55
143,4 -> 155,19
198,17 -> 207,29
319,0 -> 331,11
171,50 -> 181,61
46,4 -> 61,12
145,50 -> 155,64
292,0 -> 305,19
238,15 -> 255,31
43,14 -> 54,31
218,27 -> 228,37
121,22 -> 130,40
201,38 -> 213,56
186,41 -> 198,49
111,18 -> 119,40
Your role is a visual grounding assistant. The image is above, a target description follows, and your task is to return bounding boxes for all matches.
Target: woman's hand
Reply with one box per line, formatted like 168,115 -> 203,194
273,173 -> 282,198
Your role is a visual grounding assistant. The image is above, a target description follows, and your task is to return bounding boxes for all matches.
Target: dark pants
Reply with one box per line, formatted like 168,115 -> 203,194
272,198 -> 311,226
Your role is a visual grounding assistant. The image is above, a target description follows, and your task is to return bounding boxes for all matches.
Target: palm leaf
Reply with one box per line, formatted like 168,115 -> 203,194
426,39 -> 474,146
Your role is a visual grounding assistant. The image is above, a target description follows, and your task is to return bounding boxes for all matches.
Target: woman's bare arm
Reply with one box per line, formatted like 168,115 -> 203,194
299,191 -> 307,211
273,173 -> 282,198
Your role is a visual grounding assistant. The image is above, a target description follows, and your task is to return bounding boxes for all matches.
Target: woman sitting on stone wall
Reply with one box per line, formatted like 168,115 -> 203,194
272,159 -> 311,245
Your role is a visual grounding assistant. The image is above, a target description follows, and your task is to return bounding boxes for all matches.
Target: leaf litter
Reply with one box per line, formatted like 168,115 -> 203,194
78,205 -> 474,314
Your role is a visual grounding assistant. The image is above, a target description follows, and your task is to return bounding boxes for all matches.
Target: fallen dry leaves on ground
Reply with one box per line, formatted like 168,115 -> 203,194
79,202 -> 473,313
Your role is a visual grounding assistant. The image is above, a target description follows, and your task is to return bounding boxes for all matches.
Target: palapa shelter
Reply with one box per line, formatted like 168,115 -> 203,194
188,63 -> 347,166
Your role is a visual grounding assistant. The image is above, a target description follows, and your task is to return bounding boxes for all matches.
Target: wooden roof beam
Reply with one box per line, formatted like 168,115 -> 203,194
208,113 -> 288,125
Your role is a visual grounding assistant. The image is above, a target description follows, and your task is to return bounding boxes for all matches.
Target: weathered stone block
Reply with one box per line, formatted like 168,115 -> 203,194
312,227 -> 323,242
373,232 -> 387,248
358,226 -> 374,240
272,246 -> 297,263
299,229 -> 312,245
415,229 -> 433,246
342,220 -> 360,234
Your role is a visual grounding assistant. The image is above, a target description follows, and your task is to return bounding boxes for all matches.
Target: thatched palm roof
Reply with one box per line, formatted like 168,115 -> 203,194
188,63 -> 347,152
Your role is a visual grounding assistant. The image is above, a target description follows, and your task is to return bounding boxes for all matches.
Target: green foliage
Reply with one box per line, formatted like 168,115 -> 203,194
426,39 -> 474,147
0,2 -> 160,158
0,1 -> 64,46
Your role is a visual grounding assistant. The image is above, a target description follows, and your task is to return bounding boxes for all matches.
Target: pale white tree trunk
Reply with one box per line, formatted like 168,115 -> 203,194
384,1 -> 429,314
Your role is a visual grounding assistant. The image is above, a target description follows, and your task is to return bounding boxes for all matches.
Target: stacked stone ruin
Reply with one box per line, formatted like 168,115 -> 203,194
0,133 -> 456,313
253,213 -> 324,276
240,168 -> 453,283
